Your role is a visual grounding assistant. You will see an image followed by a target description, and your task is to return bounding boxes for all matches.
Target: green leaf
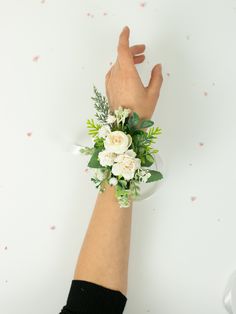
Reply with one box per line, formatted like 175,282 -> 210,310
146,170 -> 163,183
86,119 -> 102,138
140,119 -> 154,129
128,112 -> 140,128
141,154 -> 154,167
88,148 -> 103,168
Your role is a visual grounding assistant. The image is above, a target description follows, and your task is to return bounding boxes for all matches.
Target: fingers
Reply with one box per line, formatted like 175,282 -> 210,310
133,54 -> 145,64
130,44 -> 145,56
117,26 -> 134,66
146,64 -> 163,98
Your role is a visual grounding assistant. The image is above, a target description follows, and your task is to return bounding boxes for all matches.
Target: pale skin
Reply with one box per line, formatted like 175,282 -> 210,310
73,26 -> 163,296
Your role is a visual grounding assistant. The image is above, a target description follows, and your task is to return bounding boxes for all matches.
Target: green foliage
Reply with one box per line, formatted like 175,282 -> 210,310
79,146 -> 95,155
140,119 -> 154,129
86,119 -> 102,138
146,170 -> 163,183
115,184 -> 131,208
127,112 -> 140,130
129,180 -> 141,198
88,147 -> 103,168
146,127 -> 162,144
91,85 -> 109,124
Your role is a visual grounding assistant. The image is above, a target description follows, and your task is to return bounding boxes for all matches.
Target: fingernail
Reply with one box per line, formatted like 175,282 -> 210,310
123,26 -> 128,31
157,63 -> 162,70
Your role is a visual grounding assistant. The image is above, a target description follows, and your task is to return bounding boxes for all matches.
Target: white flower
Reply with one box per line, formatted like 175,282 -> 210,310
114,106 -> 131,125
112,151 -> 141,180
107,114 -> 116,124
109,177 -> 118,186
98,125 -> 111,138
104,131 -> 132,154
98,150 -> 117,166
137,169 -> 151,183
93,169 -> 105,181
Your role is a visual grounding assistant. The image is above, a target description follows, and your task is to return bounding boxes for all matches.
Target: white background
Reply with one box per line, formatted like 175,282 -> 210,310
0,1 -> 236,313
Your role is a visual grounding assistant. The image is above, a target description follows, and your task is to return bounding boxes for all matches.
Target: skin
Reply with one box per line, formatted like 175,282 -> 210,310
73,26 -> 163,296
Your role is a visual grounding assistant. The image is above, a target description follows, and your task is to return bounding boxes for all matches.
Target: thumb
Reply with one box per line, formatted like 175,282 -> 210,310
147,64 -> 163,97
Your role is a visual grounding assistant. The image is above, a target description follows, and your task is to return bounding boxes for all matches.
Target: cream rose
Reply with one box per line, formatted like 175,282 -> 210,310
111,150 -> 141,180
104,131 -> 132,154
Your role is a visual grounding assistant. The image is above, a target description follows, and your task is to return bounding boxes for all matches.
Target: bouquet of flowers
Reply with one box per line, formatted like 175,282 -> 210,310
80,85 -> 163,208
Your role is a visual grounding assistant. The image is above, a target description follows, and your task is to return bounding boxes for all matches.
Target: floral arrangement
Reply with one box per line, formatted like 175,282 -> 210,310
80,85 -> 163,208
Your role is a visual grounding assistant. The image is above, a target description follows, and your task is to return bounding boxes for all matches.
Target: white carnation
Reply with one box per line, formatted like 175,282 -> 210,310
98,150 -> 117,166
98,125 -> 111,138
112,151 -> 141,180
104,131 -> 132,154
109,177 -> 118,186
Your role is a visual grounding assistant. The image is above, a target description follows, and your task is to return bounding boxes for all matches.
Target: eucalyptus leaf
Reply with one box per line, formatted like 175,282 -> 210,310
128,112 -> 140,128
140,119 -> 154,129
146,170 -> 163,183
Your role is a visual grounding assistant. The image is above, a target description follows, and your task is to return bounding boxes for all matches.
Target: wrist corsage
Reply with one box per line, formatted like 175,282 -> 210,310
80,85 -> 163,208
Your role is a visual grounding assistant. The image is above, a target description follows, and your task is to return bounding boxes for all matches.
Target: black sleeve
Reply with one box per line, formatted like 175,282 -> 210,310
59,279 -> 128,314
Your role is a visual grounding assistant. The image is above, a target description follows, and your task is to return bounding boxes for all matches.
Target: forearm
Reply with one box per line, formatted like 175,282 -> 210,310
73,183 -> 132,296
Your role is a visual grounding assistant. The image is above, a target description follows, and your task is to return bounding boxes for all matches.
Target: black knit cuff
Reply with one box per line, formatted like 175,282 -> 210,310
60,279 -> 127,314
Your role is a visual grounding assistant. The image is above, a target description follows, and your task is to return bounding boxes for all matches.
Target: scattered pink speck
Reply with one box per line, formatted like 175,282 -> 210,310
204,91 -> 208,96
87,12 -> 90,16
199,142 -> 204,147
50,225 -> 56,230
26,132 -> 32,137
109,61 -> 113,66
5,280 -> 8,283
32,55 -> 40,62
41,0 -> 46,3
84,168 -> 89,173
103,12 -> 108,16
140,2 -> 147,7
4,246 -> 8,250
191,196 -> 197,202
166,72 -> 170,77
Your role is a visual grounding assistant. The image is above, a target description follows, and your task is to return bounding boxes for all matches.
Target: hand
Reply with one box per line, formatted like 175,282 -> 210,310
105,26 -> 163,121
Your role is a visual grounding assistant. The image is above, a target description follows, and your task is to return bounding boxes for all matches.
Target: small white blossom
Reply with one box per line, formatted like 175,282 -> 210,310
98,150 -> 117,166
107,114 -> 116,124
109,177 -> 118,186
137,169 -> 151,183
114,106 -> 131,125
104,131 -> 132,154
98,125 -> 111,138
93,169 -> 105,181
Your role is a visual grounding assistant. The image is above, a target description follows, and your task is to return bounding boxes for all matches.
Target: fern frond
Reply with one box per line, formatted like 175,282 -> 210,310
86,118 -> 102,137
91,85 -> 109,124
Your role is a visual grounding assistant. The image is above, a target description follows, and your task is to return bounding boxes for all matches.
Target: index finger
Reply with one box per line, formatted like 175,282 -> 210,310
117,26 -> 134,66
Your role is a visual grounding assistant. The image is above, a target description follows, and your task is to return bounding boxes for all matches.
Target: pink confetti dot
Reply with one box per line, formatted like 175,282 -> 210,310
199,142 -> 204,147
84,168 -> 89,173
166,72 -> 170,77
41,0 -> 46,3
191,196 -> 197,202
26,132 -> 32,137
140,2 -> 147,7
50,225 -> 56,230
32,55 -> 40,62
5,280 -> 8,283
103,12 -> 108,16
87,12 -> 90,16
4,246 -> 8,250
109,61 -> 113,66
204,91 -> 208,96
